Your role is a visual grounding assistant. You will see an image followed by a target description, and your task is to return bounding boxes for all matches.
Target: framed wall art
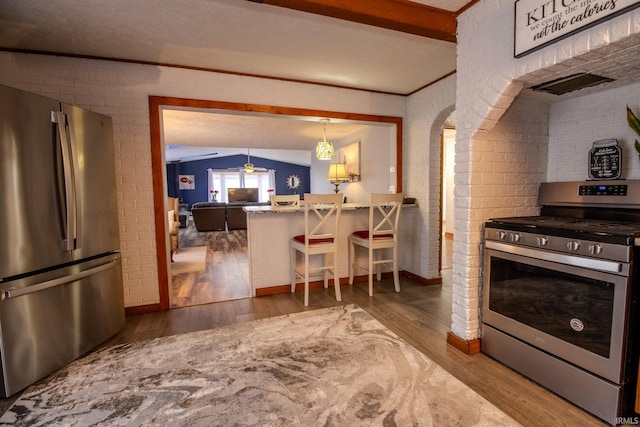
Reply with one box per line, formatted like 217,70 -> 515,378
336,141 -> 361,182
178,175 -> 195,190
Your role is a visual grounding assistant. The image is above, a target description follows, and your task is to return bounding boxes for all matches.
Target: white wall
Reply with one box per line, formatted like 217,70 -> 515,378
310,125 -> 396,203
443,129 -> 455,234
0,52 -> 406,308
455,0 -> 640,340
548,81 -> 640,182
404,74 -> 456,280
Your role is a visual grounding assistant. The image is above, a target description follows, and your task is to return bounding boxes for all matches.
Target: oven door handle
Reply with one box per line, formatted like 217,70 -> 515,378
485,241 -> 624,273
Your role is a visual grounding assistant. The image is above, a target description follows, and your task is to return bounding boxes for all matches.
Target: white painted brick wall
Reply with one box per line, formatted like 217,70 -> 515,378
455,0 -> 640,340
548,81 -> 640,181
449,96 -> 549,340
404,75 -> 456,279
0,52 -> 405,308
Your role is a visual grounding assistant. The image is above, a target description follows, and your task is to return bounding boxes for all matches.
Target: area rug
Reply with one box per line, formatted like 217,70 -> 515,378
0,305 -> 519,426
170,245 -> 207,275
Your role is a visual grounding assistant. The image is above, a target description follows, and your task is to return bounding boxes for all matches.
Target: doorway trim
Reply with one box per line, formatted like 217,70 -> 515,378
149,95 -> 403,310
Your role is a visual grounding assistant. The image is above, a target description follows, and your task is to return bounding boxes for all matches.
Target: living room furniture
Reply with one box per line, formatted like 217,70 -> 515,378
178,203 -> 190,228
191,201 -> 269,231
348,193 -> 403,296
191,202 -> 227,231
290,193 -> 343,306
167,197 -> 180,261
178,212 -> 189,228
226,203 -> 249,230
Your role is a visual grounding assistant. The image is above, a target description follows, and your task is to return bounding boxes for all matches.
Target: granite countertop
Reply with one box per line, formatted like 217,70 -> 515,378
244,203 -> 417,213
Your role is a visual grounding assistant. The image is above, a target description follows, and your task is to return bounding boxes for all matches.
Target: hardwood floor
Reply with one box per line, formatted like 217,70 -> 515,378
0,227 -> 605,425
171,225 -> 250,308
103,270 -> 604,426
173,224 -> 453,309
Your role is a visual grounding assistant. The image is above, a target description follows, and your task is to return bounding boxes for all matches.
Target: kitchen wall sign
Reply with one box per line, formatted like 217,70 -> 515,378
588,139 -> 621,180
515,0 -> 640,58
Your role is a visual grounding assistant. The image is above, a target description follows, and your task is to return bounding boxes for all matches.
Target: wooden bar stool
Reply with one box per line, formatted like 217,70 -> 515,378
348,193 -> 403,296
270,194 -> 300,207
290,193 -> 343,306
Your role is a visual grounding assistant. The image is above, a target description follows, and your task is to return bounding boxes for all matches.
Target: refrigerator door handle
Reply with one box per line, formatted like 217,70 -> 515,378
65,112 -> 82,250
53,111 -> 78,251
1,260 -> 118,299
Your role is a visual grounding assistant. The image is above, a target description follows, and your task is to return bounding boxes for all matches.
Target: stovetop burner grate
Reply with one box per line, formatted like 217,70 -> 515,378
486,216 -> 640,245
489,215 -> 640,234
487,180 -> 640,246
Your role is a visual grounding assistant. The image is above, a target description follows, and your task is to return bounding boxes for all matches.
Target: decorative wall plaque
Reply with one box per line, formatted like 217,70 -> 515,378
588,139 -> 621,180
515,0 -> 640,58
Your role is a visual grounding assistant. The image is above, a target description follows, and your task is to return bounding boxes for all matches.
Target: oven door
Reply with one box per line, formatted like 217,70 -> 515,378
483,243 -> 630,383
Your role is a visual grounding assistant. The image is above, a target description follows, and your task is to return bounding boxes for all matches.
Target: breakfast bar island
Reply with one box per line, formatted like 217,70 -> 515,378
244,203 -> 417,297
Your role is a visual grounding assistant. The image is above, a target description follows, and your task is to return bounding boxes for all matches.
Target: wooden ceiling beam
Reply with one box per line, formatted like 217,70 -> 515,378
254,0 -> 457,42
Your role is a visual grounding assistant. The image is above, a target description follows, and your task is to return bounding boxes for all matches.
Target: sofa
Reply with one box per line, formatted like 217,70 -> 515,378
226,203 -> 250,230
191,202 -> 227,231
191,201 -> 268,231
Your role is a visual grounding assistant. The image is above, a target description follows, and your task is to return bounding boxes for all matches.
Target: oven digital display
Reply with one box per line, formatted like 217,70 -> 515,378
579,184 -> 627,196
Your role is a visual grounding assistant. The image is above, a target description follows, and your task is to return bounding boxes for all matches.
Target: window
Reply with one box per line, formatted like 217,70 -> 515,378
208,169 -> 275,203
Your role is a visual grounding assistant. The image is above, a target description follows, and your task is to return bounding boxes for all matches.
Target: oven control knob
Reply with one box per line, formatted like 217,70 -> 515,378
589,244 -> 603,255
498,231 -> 507,240
567,241 -> 580,251
536,236 -> 548,246
510,233 -> 521,242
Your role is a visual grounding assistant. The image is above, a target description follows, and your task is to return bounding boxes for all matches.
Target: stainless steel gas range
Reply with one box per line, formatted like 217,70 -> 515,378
482,180 -> 640,425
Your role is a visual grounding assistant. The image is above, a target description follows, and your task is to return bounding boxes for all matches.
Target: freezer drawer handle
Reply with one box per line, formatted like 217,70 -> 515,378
1,260 -> 118,300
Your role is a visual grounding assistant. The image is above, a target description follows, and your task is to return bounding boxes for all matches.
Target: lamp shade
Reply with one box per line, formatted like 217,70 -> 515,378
316,140 -> 334,160
326,163 -> 349,182
315,118 -> 334,160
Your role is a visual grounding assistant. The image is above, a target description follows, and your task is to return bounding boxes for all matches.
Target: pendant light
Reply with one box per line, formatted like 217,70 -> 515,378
315,118 -> 334,160
244,148 -> 255,174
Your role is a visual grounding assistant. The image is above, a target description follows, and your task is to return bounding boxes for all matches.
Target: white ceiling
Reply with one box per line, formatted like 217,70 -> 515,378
162,108 -> 374,164
0,0 -> 473,164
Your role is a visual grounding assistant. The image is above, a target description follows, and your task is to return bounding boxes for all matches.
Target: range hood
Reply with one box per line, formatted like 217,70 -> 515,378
530,73 -> 615,96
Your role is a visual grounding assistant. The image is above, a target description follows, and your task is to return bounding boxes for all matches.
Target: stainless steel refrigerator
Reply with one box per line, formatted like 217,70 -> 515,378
0,84 -> 125,396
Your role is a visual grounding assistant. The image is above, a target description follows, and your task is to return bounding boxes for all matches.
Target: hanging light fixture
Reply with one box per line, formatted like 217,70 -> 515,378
244,148 -> 255,174
315,118 -> 334,160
